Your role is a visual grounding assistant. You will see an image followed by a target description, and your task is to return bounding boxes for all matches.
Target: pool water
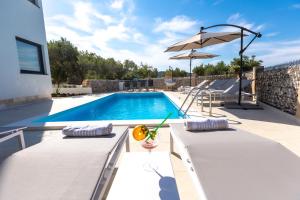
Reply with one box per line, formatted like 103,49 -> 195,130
37,92 -> 183,122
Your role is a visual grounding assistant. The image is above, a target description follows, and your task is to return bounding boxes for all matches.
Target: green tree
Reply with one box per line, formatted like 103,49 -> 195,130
193,64 -> 205,76
203,64 -> 216,75
48,38 -> 79,93
78,51 -> 97,80
214,61 -> 229,75
123,59 -> 138,79
48,39 -> 161,83
230,55 -> 262,73
165,67 -> 187,77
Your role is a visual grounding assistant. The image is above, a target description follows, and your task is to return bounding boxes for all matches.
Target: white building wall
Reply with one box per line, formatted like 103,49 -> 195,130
0,0 -> 52,105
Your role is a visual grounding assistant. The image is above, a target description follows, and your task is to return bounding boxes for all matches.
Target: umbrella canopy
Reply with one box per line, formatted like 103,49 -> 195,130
165,31 -> 246,52
169,50 -> 219,86
169,51 -> 218,60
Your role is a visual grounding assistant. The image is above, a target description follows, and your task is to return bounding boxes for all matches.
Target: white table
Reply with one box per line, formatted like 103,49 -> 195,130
0,127 -> 26,149
106,152 -> 180,200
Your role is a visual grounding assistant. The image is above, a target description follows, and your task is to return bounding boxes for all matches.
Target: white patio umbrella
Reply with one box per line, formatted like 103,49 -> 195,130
165,31 -> 246,52
169,50 -> 219,86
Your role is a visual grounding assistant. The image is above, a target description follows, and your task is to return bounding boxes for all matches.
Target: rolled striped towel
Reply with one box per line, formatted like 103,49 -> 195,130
184,118 -> 229,131
62,123 -> 113,137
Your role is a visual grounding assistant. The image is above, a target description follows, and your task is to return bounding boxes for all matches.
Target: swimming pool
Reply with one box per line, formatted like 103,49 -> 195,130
37,92 -> 183,122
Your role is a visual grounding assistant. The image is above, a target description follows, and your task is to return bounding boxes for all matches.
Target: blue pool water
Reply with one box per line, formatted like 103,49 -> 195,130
37,92 -> 183,122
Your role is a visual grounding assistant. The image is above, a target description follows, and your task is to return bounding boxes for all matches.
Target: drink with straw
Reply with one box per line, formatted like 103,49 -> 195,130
132,113 -> 172,170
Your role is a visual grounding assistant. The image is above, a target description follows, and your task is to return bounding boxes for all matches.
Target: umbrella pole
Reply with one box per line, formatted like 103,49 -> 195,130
189,58 -> 192,86
238,29 -> 243,105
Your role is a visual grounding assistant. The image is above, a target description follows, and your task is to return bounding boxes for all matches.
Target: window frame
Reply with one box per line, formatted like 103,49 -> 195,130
16,36 -> 45,75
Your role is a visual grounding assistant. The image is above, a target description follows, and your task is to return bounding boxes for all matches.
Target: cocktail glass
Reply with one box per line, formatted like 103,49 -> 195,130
141,131 -> 159,171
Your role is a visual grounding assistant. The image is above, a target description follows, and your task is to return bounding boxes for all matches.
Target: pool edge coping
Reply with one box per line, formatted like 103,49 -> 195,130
6,91 -> 202,129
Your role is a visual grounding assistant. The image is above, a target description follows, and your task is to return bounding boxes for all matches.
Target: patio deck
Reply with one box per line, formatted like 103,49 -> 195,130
0,91 -> 299,200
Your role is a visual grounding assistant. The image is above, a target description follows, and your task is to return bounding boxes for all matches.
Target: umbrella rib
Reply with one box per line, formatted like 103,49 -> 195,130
178,43 -> 190,51
197,38 -> 210,47
213,37 -> 229,42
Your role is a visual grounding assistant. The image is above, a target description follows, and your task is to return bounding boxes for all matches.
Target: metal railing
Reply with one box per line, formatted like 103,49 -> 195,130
178,87 -> 208,118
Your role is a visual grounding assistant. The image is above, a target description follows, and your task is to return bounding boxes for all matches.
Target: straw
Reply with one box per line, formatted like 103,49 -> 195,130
145,112 -> 173,141
154,112 -> 173,132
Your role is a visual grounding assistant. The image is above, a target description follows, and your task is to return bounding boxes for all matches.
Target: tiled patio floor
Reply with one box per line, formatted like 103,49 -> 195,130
0,91 -> 300,200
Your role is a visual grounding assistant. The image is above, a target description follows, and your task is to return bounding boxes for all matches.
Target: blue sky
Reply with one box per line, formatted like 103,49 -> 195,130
43,0 -> 300,71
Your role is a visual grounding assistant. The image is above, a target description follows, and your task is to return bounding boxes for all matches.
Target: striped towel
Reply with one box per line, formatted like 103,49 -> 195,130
62,123 -> 113,137
184,118 -> 229,131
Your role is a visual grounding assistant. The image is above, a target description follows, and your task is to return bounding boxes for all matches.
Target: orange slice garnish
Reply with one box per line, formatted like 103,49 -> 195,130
132,125 -> 148,141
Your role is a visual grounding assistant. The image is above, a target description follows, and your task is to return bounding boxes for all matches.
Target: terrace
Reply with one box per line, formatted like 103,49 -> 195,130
1,1 -> 300,199
1,88 -> 300,199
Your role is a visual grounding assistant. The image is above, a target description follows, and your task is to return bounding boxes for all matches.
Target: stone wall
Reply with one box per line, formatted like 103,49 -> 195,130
256,63 -> 300,115
153,74 -> 237,89
84,80 -> 120,93
84,74 -> 237,93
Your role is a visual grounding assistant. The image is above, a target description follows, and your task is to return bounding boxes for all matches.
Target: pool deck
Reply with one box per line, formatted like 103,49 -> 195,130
1,91 -> 300,200
2,91 -> 202,128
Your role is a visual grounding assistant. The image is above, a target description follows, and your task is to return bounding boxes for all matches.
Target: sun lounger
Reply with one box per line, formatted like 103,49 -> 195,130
0,127 -> 26,150
207,79 -> 230,90
181,80 -> 209,94
169,123 -> 300,200
198,79 -> 251,103
0,126 -> 129,200
190,79 -> 235,96
213,79 -> 252,101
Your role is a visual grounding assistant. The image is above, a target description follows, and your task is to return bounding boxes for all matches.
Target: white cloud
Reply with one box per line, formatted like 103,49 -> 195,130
154,15 -> 198,33
44,0 -> 178,70
153,15 -> 201,57
44,1 -> 300,71
264,32 -> 279,37
46,1 -> 115,33
292,4 -> 300,9
221,13 -> 264,32
213,0 -> 224,6
111,0 -> 124,10
247,39 -> 300,66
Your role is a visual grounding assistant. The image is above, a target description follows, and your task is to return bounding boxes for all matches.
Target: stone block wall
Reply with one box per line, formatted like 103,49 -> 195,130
84,74 -> 237,93
256,63 -> 300,115
85,80 -> 120,93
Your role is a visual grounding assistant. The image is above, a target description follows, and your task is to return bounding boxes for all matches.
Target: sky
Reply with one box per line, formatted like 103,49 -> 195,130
43,0 -> 300,71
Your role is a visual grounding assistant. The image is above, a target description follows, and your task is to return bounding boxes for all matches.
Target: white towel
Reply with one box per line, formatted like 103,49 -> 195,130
185,118 -> 229,131
62,123 -> 113,137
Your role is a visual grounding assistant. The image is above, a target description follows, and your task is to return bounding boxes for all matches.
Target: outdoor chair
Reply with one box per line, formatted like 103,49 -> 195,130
0,127 -> 26,151
197,79 -> 252,104
124,81 -> 130,91
0,126 -> 129,200
207,79 -> 230,90
169,123 -> 300,200
140,80 -> 146,89
148,79 -> 154,90
210,79 -> 252,102
181,80 -> 209,94
189,79 -> 235,98
132,80 -> 138,90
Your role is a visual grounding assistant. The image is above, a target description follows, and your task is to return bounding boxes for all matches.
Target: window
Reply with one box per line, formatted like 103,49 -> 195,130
16,37 -> 45,74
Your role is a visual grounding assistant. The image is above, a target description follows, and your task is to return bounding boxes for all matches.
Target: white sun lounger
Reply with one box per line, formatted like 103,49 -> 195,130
169,123 -> 300,200
181,80 -> 209,94
0,126 -> 129,200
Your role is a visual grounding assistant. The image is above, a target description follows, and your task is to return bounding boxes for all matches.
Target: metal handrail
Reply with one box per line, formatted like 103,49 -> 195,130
183,88 -> 204,117
178,87 -> 206,118
178,87 -> 197,115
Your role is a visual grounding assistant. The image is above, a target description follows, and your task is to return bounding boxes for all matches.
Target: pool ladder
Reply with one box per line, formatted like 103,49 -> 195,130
178,87 -> 203,118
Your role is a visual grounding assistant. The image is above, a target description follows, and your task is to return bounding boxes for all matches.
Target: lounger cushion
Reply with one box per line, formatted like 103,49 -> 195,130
0,126 -> 128,200
62,123 -> 113,137
170,123 -> 300,200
